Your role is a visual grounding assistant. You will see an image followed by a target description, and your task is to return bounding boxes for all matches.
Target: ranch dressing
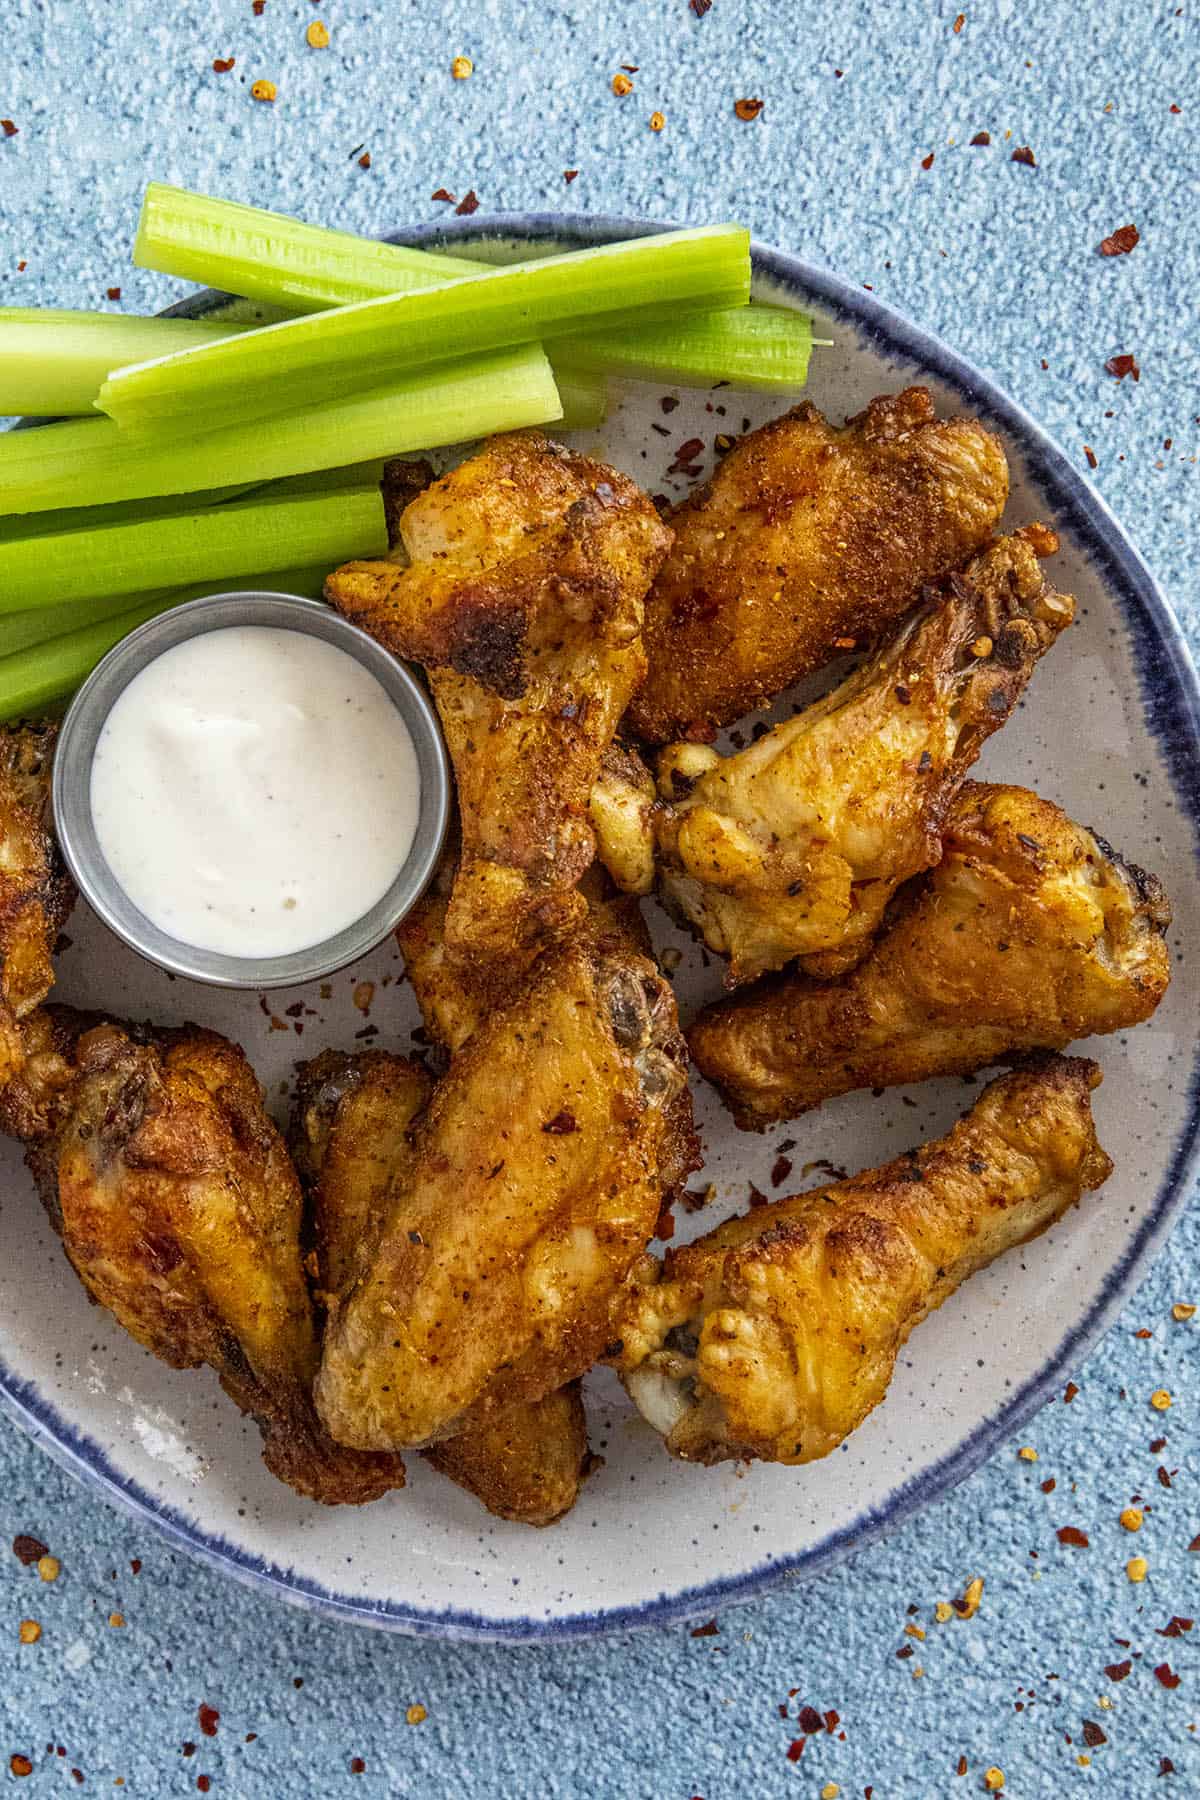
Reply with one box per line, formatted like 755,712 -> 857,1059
90,625 -> 420,959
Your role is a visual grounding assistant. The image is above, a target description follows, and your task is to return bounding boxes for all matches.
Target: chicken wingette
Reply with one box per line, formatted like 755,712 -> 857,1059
617,1057 -> 1111,1465
595,528 -> 1073,985
28,1021 -> 406,1505
290,1046 -> 592,1525
316,934 -> 690,1451
628,387 -> 1009,742
326,433 -> 672,973
689,783 -> 1173,1126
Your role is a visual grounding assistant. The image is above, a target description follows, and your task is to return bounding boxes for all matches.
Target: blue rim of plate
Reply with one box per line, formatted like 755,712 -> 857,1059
4,213 -> 1198,1643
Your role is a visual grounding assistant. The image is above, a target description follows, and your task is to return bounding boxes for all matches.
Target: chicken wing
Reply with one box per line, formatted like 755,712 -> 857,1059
618,1056 -> 1111,1465
689,783 -> 1172,1126
326,432 -> 672,971
628,387 -> 1009,742
290,1048 -> 592,1526
28,1021 -> 405,1505
596,528 -> 1073,985
315,934 -> 689,1451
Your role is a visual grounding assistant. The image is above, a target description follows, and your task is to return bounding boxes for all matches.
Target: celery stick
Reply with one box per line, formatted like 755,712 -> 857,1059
0,479 -> 260,544
246,459 -> 388,500
0,596 -> 186,719
0,309 -> 247,416
555,305 -> 815,392
134,183 -> 480,312
0,487 -> 386,614
99,227 -> 750,432
551,364 -> 609,431
0,346 -> 561,514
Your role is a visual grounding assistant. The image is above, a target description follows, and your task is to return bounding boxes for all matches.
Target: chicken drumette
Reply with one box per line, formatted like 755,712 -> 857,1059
617,1057 -> 1111,1465
689,783 -> 1172,1127
629,387 -> 1009,742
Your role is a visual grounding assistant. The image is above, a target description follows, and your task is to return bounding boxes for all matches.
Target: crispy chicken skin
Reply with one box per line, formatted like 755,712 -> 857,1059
0,724 -> 74,1122
290,1048 -> 591,1526
596,529 -> 1073,986
689,784 -> 1173,1127
326,433 -> 672,970
628,388 -> 1009,742
315,937 -> 689,1451
617,1057 -> 1111,1465
29,1022 -> 405,1505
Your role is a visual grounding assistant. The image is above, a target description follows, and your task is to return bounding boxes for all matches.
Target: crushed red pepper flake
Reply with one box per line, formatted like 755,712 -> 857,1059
1157,1617 -> 1194,1638
690,1618 -> 719,1637
734,98 -> 764,121
1,120 -> 19,138
542,1110 -> 577,1135
771,1156 -> 793,1188
129,1560 -> 141,1575
1083,446 -> 1098,469
1154,1662 -> 1181,1689
198,1706 -> 219,1738
12,1535 -> 48,1566
1057,1525 -> 1090,1547
1011,145 -> 1036,166
1157,1466 -> 1174,1488
956,1756 -> 968,1776
358,152 -> 371,169
970,130 -> 991,145
953,12 -> 965,29
1098,224 -> 1139,257
9,1757 -> 32,1778
431,188 -> 456,202
1161,1757 -> 1176,1775
1105,353 -> 1141,381
350,1758 -> 365,1774
1081,1721 -> 1107,1748
563,169 -> 579,183
1063,1382 -> 1080,1402
1041,1476 -> 1056,1492
197,1779 -> 211,1794
455,190 -> 480,216
920,152 -> 935,170
786,1740 -> 805,1762
252,0 -> 266,12
1104,1659 -> 1132,1682
691,0 -> 713,13
212,57 -> 236,73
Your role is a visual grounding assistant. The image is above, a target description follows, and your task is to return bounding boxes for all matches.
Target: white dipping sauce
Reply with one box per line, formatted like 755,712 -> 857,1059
90,625 -> 420,959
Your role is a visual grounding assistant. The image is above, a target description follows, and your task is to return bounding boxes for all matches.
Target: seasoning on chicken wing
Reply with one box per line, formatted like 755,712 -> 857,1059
617,1056 -> 1111,1465
628,387 -> 1009,742
28,1021 -> 405,1505
315,933 -> 690,1451
326,432 -> 673,972
0,723 -> 74,1129
689,783 -> 1173,1127
595,528 -> 1073,986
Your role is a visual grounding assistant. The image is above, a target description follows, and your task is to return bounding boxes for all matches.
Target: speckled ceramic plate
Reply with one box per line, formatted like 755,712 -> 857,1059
2,217 -> 1197,1642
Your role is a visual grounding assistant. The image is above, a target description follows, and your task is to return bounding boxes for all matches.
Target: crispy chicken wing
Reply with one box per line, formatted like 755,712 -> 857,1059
290,1048 -> 591,1526
596,529 -> 1073,985
315,935 -> 689,1451
689,783 -> 1173,1126
618,1057 -> 1111,1465
326,432 -> 672,971
628,387 -> 1009,742
28,1021 -> 405,1505
0,723 -> 74,1126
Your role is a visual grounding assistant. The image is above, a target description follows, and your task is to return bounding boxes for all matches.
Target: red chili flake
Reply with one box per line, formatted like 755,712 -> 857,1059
431,188 -> 456,202
1161,1757 -> 1176,1774
1041,1477 -> 1057,1492
12,1535 -> 48,1565
823,1710 -> 839,1733
797,1706 -> 824,1734
1158,1617 -> 1194,1638
1057,1525 -> 1090,1546
253,0 -> 266,13
956,1757 -> 968,1777
563,169 -> 579,183
358,152 -> 371,169
1150,1437 -> 1168,1453
182,1744 -> 197,1758
1189,1535 -> 1200,1552
895,1642 -> 914,1659
1104,1659 -> 1132,1682
1154,1663 -> 1181,1689
771,1156 -> 793,1188
197,1780 -> 211,1795
1169,102 -> 1181,113
1082,1720 -> 1107,1747
747,1182 -> 769,1209
1135,1326 -> 1153,1338
1084,446 -> 1098,469
785,1740 -> 805,1762
542,1110 -> 577,1135
455,190 -> 479,216
1157,1466 -> 1174,1489
690,1618 -> 719,1637
245,1735 -> 257,1744
1105,353 -> 1141,382
920,152 -> 935,170
350,1758 -> 366,1774
953,11 -> 965,29
130,1559 -> 141,1575
654,1202 -> 676,1240
1,120 -> 19,138
1098,224 -> 1139,257
970,130 -> 991,145
198,1706 -> 219,1738
1011,144 -> 1037,166
16,260 -> 25,271
212,57 -> 236,73
734,98 -> 764,122
690,0 -> 713,14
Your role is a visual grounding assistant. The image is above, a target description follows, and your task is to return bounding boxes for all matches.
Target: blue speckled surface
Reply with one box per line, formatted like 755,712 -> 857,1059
2,2 -> 1198,1793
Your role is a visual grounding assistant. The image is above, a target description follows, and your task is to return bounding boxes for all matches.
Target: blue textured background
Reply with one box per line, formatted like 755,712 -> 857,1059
2,2 -> 1198,1794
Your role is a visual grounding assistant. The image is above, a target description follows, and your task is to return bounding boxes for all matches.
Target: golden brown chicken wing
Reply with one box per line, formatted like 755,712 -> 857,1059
628,387 -> 1009,742
0,723 -> 74,1126
689,783 -> 1172,1127
290,1047 -> 592,1526
28,1021 -> 405,1505
326,432 -> 672,972
315,934 -> 689,1451
617,1056 -> 1111,1465
596,529 -> 1073,986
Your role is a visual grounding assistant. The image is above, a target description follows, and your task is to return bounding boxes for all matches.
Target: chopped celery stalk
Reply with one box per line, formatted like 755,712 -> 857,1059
134,183 -> 480,312
0,479 -> 261,546
551,364 -> 609,431
555,304 -> 815,392
0,308 -> 246,416
247,459 -> 388,500
2,565 -> 333,656
0,597 -> 187,720
0,345 -> 561,515
98,226 -> 750,432
0,487 -> 386,614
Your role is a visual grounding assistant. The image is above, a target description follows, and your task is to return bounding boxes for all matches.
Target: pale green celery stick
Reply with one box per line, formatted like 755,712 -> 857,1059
0,346 -> 561,514
0,487 -> 386,614
0,479 -> 260,545
0,309 -> 249,416
0,597 -> 187,719
246,459 -> 388,500
551,364 -> 609,430
98,226 -> 750,432
2,564 -> 333,656
555,305 -> 815,392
